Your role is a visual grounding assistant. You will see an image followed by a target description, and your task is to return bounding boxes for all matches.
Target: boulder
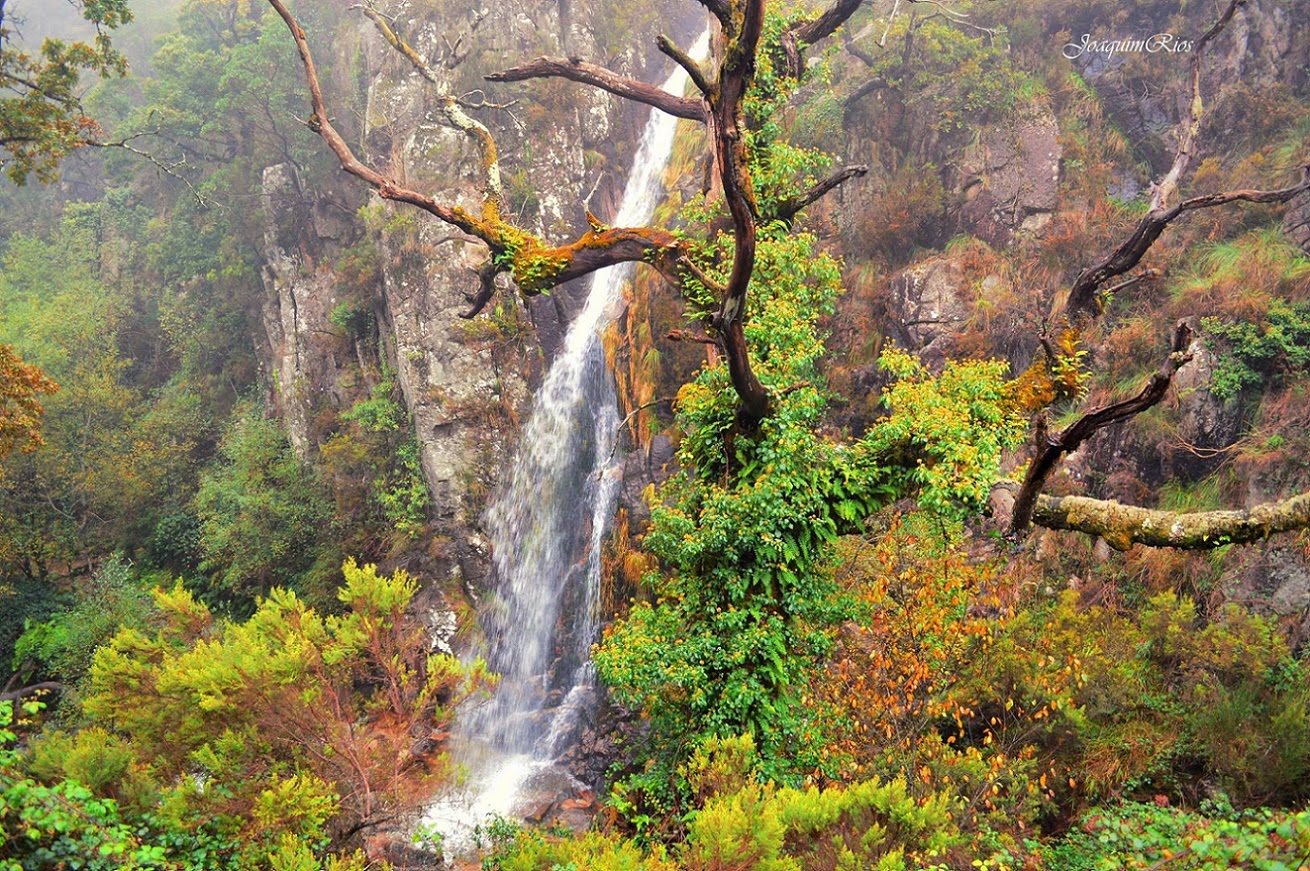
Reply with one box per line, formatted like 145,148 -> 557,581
887,257 -> 969,365
1284,190 -> 1310,255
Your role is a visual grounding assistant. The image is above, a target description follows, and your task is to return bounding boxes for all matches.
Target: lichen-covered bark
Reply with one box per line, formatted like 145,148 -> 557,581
1032,492 -> 1310,551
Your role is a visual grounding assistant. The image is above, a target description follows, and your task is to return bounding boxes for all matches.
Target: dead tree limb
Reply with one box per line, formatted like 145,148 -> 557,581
486,57 -> 708,122
657,35 -> 712,97
782,0 -> 865,78
1063,173 -> 1310,317
486,1 -> 860,421
357,4 -> 505,209
1032,491 -> 1310,551
1056,0 -> 1310,319
1151,0 -> 1245,212
773,164 -> 869,223
709,0 -> 772,422
1009,320 -> 1195,535
0,681 -> 63,703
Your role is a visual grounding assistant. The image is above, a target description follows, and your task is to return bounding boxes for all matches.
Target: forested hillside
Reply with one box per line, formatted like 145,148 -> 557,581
2,0 -> 1309,868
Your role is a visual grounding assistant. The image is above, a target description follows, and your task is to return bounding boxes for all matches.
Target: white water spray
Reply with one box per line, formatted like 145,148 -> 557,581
421,31 -> 710,856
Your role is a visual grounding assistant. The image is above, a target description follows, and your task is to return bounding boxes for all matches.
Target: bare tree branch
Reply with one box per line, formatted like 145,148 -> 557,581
356,3 -> 505,209
460,260 -> 501,319
1063,172 -> 1310,317
709,0 -> 771,422
1151,0 -> 1246,211
266,0 -> 688,308
1009,320 -> 1195,535
666,329 -> 724,348
486,57 -> 707,122
773,163 -> 868,223
1032,491 -> 1310,551
266,0 -> 491,236
677,254 -> 727,295
86,128 -> 215,208
783,0 -> 864,78
1054,0 -> 1307,319
0,681 -> 63,703
657,34 -> 711,97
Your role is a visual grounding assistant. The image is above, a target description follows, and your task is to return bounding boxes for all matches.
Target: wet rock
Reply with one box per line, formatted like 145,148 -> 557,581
259,163 -> 359,455
365,831 -> 445,870
1235,548 -> 1310,616
619,435 -> 676,523
557,697 -> 643,792
1168,330 -> 1248,477
512,763 -> 594,830
426,609 -> 458,656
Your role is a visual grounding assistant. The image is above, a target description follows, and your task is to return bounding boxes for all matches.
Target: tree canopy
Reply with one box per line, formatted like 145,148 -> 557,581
0,0 -> 133,183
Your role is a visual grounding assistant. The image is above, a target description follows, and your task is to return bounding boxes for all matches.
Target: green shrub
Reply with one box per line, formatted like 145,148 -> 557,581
12,554 -> 153,682
680,737 -> 959,871
1045,798 -> 1310,870
1203,300 -> 1310,401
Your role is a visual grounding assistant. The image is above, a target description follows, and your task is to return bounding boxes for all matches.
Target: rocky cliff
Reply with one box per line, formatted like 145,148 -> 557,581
257,0 -> 700,605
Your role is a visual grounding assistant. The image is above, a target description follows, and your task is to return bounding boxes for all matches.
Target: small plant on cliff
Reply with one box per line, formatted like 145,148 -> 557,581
1203,299 -> 1310,401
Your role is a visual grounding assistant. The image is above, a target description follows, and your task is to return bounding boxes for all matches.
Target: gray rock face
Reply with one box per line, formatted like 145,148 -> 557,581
1172,332 -> 1247,455
1075,0 -> 1308,174
618,435 -> 675,525
957,111 -> 1062,246
259,163 -> 361,456
259,1 -> 701,589
1284,190 -> 1310,255
1236,548 -> 1310,616
887,256 -> 969,365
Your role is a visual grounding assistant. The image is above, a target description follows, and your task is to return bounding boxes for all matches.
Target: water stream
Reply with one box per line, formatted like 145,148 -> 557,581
421,33 -> 708,856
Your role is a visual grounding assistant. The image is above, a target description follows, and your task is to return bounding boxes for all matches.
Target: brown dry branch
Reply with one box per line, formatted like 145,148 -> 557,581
774,163 -> 870,224
1063,172 -> 1310,318
486,57 -> 707,121
781,0 -> 864,78
1009,320 -> 1195,535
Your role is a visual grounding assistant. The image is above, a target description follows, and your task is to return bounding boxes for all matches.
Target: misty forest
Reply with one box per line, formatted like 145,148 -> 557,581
3,0 -> 1310,868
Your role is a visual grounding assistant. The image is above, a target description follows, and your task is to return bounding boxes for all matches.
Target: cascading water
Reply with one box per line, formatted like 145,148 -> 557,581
421,31 -> 709,855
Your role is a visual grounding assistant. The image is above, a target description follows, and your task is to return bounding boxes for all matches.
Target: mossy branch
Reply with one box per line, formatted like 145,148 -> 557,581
1032,492 -> 1310,551
267,0 -> 687,316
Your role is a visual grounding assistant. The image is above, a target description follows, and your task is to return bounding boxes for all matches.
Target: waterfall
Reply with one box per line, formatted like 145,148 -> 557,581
421,30 -> 709,855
